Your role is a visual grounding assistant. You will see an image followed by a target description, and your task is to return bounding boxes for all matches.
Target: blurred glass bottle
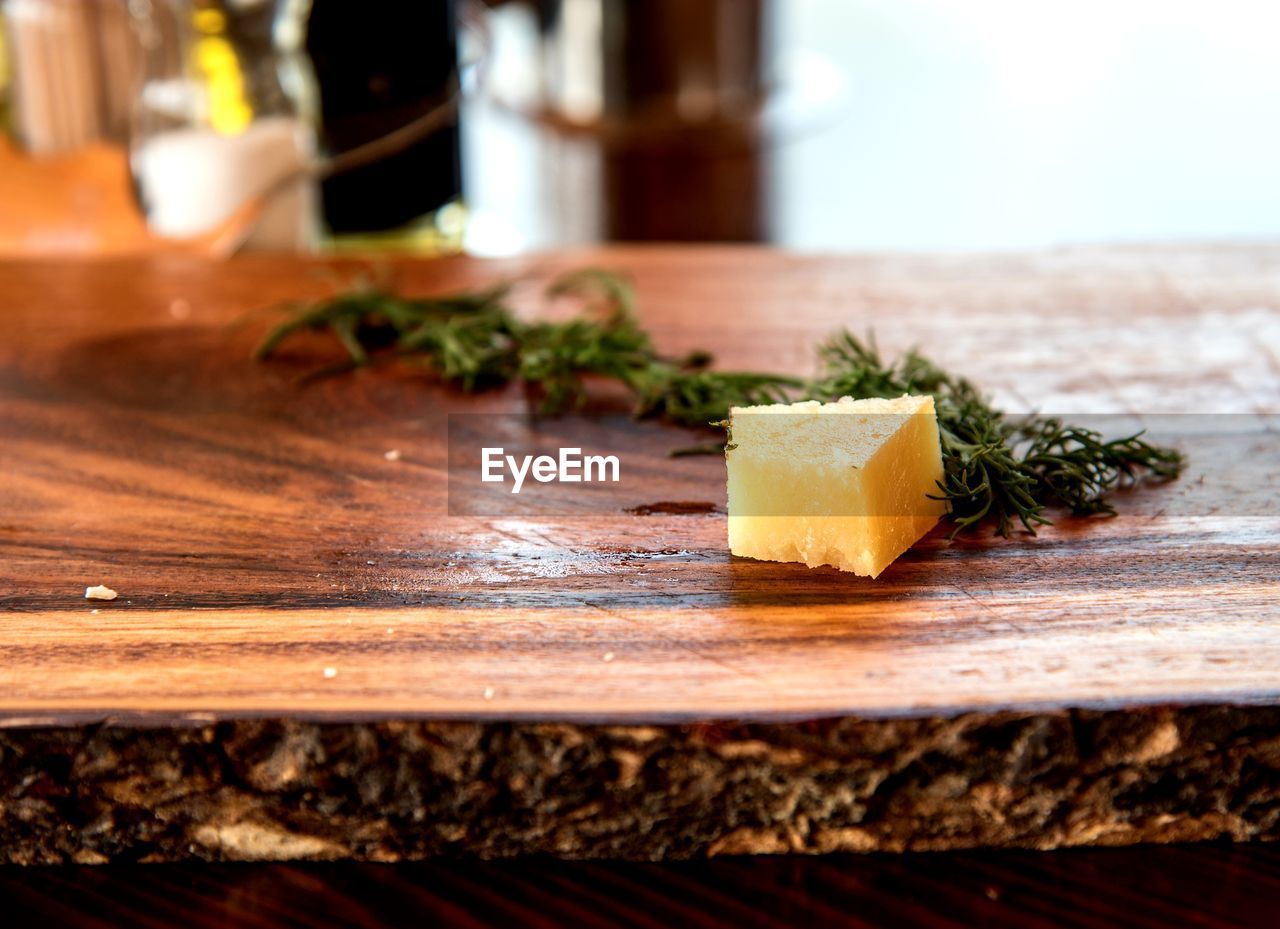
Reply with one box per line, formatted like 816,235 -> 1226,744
128,0 -> 466,253
129,0 -> 319,250
306,0 -> 465,253
2,0 -> 139,155
481,0 -> 777,243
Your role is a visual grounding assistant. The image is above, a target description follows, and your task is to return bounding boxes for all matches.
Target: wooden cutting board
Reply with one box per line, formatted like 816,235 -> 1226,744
1,246 -> 1278,864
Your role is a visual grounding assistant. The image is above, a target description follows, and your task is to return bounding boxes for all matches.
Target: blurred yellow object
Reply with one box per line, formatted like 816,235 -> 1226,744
193,36 -> 253,135
192,6 -> 226,33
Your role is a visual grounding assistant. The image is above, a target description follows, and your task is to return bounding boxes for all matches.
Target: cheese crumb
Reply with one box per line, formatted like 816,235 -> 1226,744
85,585 -> 118,601
323,667 -> 337,679
483,686 -> 495,700
384,449 -> 402,461
603,652 -> 616,663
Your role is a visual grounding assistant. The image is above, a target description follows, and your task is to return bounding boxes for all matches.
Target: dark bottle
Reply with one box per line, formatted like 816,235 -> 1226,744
305,0 -> 462,240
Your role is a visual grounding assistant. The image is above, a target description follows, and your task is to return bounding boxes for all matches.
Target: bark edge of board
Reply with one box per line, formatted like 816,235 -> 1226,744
2,703 -> 1277,863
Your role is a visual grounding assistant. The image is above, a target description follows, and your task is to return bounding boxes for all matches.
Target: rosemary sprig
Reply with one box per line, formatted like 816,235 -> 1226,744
630,367 -> 805,428
256,269 -> 1185,535
807,332 -> 1185,536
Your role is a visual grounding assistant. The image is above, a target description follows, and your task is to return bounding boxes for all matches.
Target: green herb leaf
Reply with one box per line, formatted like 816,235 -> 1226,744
256,272 -> 1185,535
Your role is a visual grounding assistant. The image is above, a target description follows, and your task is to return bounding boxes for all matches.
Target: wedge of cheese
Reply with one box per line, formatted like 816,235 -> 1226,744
726,394 -> 946,577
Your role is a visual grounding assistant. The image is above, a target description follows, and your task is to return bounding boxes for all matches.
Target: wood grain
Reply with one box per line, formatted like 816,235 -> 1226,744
1,246 -> 1278,723
6,844 -> 1280,929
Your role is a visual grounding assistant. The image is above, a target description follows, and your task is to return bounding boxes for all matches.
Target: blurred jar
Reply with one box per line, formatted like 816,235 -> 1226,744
536,0 -> 772,129
484,0 -> 777,242
129,0 -> 468,253
128,0 -> 319,250
2,0 -> 139,154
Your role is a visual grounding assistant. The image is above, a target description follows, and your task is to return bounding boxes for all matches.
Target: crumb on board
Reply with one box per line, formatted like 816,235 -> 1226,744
90,609 -> 100,615
384,449 -> 402,461
603,652 -> 616,662
323,667 -> 337,679
483,686 -> 495,701
85,585 -> 118,601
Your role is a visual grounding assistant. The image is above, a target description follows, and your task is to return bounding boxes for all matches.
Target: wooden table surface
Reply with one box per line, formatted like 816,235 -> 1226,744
1,246 -> 1278,723
2,246 -> 1279,869
0,138 -> 159,257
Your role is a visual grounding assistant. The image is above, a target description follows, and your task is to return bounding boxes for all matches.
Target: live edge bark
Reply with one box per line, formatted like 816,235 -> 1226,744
1,704 -> 1277,864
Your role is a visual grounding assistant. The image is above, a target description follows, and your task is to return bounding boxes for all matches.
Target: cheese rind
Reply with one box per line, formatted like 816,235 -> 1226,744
726,395 -> 946,577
